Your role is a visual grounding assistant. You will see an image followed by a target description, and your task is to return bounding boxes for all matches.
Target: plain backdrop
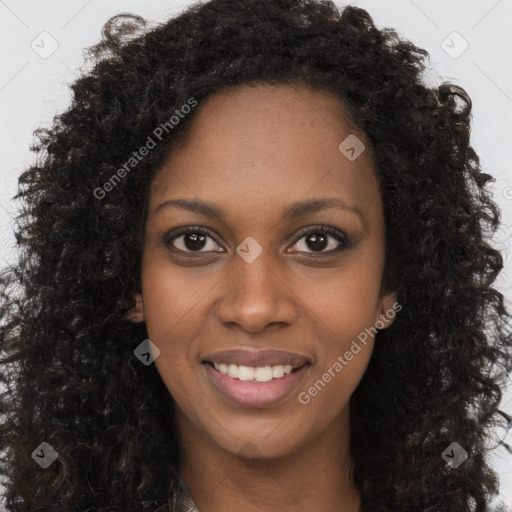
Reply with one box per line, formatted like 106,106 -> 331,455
0,0 -> 511,508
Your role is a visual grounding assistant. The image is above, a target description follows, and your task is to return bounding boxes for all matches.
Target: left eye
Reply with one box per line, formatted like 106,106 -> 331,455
163,226 -> 350,254
289,227 -> 349,254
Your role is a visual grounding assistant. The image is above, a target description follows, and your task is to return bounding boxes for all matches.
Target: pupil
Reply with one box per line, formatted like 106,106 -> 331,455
185,232 -> 206,250
307,233 -> 327,251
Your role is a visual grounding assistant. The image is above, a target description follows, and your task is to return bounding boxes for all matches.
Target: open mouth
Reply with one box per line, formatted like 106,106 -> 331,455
202,360 -> 311,407
203,361 -> 308,382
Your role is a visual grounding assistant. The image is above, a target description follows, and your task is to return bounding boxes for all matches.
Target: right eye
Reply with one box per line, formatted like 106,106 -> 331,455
162,226 -> 224,254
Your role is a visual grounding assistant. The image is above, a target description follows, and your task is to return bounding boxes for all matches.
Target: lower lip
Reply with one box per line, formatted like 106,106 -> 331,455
203,362 -> 311,408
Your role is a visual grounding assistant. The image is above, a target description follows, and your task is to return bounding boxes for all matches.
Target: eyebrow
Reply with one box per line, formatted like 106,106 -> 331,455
154,197 -> 368,230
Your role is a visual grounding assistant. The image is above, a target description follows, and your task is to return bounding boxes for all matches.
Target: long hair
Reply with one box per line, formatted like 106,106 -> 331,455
0,1 -> 511,510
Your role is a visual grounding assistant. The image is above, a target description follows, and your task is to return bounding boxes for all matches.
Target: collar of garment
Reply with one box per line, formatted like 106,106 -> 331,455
169,472 -> 200,512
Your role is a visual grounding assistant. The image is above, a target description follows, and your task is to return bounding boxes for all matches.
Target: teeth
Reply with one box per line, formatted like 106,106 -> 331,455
212,362 -> 297,382
272,365 -> 284,378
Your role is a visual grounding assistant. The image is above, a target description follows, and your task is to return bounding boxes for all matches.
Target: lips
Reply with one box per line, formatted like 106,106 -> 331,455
202,348 -> 312,368
203,359 -> 311,407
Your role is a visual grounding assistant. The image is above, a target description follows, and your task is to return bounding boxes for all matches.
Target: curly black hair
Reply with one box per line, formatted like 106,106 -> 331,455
1,0 -> 511,510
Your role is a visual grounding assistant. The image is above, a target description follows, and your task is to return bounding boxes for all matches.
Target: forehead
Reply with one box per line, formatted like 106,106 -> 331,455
149,83 -> 381,224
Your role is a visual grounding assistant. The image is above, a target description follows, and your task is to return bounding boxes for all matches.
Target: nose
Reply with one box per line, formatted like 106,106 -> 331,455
215,247 -> 298,334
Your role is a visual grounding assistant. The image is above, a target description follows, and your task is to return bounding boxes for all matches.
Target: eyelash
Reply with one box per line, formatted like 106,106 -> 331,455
162,225 -> 351,256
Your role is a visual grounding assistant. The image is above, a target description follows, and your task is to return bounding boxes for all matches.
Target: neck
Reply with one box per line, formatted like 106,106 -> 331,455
176,407 -> 361,512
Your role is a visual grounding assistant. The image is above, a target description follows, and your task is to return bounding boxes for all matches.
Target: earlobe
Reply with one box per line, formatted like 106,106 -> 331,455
376,291 -> 400,330
126,293 -> 144,323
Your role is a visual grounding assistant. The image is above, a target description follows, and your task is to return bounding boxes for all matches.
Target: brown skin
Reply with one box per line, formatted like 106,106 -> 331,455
130,83 -> 397,512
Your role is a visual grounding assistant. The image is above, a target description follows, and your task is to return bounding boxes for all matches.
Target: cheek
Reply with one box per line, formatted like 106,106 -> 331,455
140,251 -> 206,341
295,280 -> 377,417
141,272 -> 201,410
294,253 -> 384,337
139,255 -> 205,390
299,352 -> 371,417
293,254 -> 383,394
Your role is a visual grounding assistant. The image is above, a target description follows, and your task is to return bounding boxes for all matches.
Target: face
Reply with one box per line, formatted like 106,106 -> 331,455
132,83 -> 397,461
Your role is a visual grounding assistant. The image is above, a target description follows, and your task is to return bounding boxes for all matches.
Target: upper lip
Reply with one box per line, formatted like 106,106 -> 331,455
202,349 -> 312,368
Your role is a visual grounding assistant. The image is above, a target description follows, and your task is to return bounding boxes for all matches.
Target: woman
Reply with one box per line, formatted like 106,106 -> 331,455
0,0 -> 511,510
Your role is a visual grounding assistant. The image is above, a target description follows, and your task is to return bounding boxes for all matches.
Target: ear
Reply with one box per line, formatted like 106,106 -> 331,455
126,293 -> 145,323
375,289 -> 400,330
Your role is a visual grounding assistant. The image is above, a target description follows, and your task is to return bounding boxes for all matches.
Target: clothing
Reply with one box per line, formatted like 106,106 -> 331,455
169,473 -> 200,512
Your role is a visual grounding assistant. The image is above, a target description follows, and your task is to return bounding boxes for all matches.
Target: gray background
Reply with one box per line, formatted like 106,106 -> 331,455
0,0 -> 511,507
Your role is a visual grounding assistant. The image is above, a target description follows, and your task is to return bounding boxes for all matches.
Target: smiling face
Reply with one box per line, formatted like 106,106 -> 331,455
132,83 -> 397,463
